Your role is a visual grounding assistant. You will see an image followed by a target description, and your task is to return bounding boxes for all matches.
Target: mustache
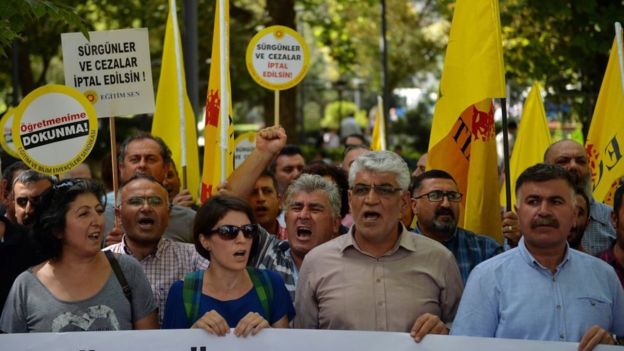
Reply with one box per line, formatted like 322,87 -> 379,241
435,208 -> 455,219
531,216 -> 559,228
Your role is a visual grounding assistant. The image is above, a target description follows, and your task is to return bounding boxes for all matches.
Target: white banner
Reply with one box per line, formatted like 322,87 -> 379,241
0,328 -> 620,351
61,28 -> 155,118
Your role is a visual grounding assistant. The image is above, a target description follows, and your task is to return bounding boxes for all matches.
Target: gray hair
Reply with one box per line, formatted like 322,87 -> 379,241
349,150 -> 410,190
284,174 -> 341,219
12,170 -> 57,189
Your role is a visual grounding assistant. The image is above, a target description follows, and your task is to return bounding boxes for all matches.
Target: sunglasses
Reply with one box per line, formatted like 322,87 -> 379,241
209,224 -> 259,240
15,196 -> 42,209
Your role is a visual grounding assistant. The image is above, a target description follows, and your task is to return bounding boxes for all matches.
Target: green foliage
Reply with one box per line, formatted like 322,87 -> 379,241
0,0 -> 87,57
499,0 -> 624,133
321,100 -> 367,130
390,94 -> 434,154
301,0 -> 444,97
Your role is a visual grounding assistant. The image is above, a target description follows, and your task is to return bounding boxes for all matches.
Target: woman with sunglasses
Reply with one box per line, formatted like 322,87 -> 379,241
0,179 -> 158,332
162,195 -> 295,336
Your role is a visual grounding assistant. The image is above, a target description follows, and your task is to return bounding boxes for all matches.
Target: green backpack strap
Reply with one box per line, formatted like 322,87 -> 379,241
246,267 -> 274,322
182,270 -> 204,325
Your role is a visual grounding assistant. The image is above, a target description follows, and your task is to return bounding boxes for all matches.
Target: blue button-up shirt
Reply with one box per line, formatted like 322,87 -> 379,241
414,226 -> 502,284
451,238 -> 624,341
582,199 -> 616,255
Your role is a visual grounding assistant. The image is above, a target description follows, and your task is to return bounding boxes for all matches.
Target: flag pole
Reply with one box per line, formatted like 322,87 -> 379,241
377,96 -> 386,150
615,22 -> 624,91
274,90 -> 280,125
170,0 -> 188,189
219,0 -> 228,183
500,97 -> 512,211
109,117 -> 120,226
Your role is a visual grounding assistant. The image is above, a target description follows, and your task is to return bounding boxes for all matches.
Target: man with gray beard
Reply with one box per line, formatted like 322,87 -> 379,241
543,139 -> 616,254
411,170 -> 502,284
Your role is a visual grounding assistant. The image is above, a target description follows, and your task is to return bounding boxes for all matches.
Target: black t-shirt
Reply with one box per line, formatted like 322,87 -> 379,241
0,216 -> 45,312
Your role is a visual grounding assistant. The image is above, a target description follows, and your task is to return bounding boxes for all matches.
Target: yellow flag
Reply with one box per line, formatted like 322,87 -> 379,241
152,0 -> 200,201
428,0 -> 506,242
586,34 -> 624,204
201,0 -> 235,202
500,82 -> 551,208
371,96 -> 386,151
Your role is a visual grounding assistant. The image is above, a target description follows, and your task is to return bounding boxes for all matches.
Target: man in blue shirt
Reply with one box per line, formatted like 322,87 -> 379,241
452,163 -> 624,350
411,169 -> 502,284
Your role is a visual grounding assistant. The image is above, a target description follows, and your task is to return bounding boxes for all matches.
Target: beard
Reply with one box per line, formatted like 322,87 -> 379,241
569,169 -> 592,193
431,220 -> 457,235
430,208 -> 458,236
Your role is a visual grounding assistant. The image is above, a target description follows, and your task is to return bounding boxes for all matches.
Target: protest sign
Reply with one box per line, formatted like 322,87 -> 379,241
234,131 -> 256,169
61,28 -> 154,117
0,107 -> 19,158
246,25 -> 310,91
246,25 -> 309,125
12,85 -> 98,175
0,328 -> 619,351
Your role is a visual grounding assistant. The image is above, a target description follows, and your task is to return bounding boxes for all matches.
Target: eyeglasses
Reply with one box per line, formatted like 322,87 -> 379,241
209,224 -> 259,240
413,190 -> 462,202
125,196 -> 166,207
15,196 -> 42,208
351,184 -> 403,197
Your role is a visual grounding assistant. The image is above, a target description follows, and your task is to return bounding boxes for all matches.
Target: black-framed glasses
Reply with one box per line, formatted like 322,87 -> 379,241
413,190 -> 462,202
210,224 -> 259,240
126,196 -> 166,208
351,184 -> 403,197
15,195 -> 42,208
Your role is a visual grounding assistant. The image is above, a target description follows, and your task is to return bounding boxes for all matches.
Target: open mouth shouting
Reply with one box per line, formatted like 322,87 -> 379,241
137,215 -> 156,230
233,249 -> 248,260
87,231 -> 100,241
362,210 -> 382,223
296,225 -> 313,240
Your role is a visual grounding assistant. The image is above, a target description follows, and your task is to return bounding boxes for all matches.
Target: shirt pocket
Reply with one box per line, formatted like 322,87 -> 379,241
574,295 -> 612,328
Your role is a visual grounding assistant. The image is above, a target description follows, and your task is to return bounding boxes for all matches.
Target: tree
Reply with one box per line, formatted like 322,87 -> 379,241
499,0 -> 624,134
300,0 -> 445,106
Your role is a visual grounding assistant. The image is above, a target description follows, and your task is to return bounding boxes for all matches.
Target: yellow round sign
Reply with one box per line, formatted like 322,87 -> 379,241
246,26 -> 310,91
0,107 -> 20,158
12,84 -> 98,175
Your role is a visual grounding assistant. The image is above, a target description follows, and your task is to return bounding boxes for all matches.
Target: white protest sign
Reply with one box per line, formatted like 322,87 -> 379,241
61,28 -> 155,117
0,328 -> 620,351
0,107 -> 19,158
246,26 -> 310,91
234,131 -> 256,169
12,85 -> 98,175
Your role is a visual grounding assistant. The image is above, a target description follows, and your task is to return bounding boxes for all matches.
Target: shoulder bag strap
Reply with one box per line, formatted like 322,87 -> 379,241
246,267 -> 273,322
182,270 -> 204,324
104,251 -> 133,319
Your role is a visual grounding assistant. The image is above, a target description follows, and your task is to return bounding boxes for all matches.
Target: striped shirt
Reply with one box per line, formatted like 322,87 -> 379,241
104,237 -> 210,323
258,240 -> 298,302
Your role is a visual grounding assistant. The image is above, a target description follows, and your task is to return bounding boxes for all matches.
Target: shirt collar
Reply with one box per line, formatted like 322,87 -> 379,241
518,237 -> 571,273
121,235 -> 164,259
340,223 -> 417,255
